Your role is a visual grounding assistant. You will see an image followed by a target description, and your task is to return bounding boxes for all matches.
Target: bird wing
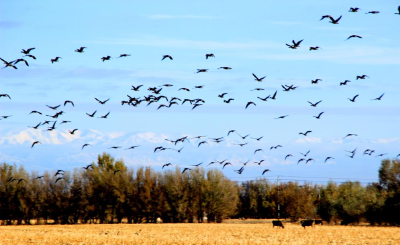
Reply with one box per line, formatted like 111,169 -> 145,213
252,73 -> 259,80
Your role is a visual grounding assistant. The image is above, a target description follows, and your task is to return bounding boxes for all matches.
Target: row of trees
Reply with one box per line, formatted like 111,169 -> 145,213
1,153 -> 399,225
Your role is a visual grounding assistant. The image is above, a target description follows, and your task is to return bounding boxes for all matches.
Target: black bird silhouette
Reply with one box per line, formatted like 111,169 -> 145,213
340,80 -> 351,86
162,55 -> 173,61
356,75 -> 369,80
131,85 -> 143,91
25,54 -> 36,60
192,103 -> 203,110
218,67 -> 232,70
306,158 -> 315,164
95,98 -> 110,104
297,158 -> 306,164
366,11 -> 379,14
324,157 -> 335,163
118,54 -> 131,58
75,47 -> 87,53
99,112 -> 110,119
349,7 -> 360,12
286,39 -> 303,49
218,93 -> 228,98
162,163 -> 172,169
343,134 -> 358,139
308,100 -> 322,107
300,150 -> 310,157
51,57 -> 61,63
31,141 -> 41,148
329,15 -> 342,24
196,69 -> 208,73
254,160 -> 265,165
182,168 -> 191,174
257,96 -> 270,101
252,73 -> 266,82
224,98 -> 234,103
311,79 -> 322,84
1,115 -> 12,119
35,176 -> 44,179
375,153 -> 387,157
0,94 -> 11,99
372,93 -> 385,100
251,136 -> 263,141
86,110 -> 97,117
46,104 -> 61,110
13,58 -> 29,67
55,177 -> 63,183
234,166 -> 244,174
55,170 -> 65,176
348,94 -> 359,102
223,162 -> 232,169
262,169 -> 271,175
234,143 -> 248,147
21,47 -> 35,54
82,143 -> 91,149
64,100 -> 74,107
109,146 -> 121,149
254,149 -> 263,154
270,145 -> 282,150
245,101 -> 256,109
313,112 -> 324,119
346,35 -> 362,40
396,6 -> 400,15
270,91 -> 277,100
191,162 -> 203,167
83,164 -> 92,170
309,46 -> 321,51
320,15 -> 332,21
101,56 -> 111,62
285,154 -> 293,160
0,58 -> 17,69
275,115 -> 288,119
205,53 -> 215,59
198,141 -> 208,147
17,179 -> 26,184
227,130 -> 236,136
69,129 -> 78,134
125,145 -> 140,150
299,131 -> 312,136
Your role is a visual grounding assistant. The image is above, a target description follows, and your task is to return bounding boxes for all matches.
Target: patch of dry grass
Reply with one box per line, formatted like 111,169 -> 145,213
1,223 -> 400,245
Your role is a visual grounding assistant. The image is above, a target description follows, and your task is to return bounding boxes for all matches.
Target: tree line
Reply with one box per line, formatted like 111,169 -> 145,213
0,153 -> 399,225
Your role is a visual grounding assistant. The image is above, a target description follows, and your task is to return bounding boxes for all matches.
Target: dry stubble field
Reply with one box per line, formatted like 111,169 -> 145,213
1,222 -> 400,245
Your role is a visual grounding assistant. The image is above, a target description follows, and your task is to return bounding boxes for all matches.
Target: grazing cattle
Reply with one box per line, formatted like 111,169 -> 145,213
272,220 -> 285,229
314,219 -> 323,225
301,219 -> 314,228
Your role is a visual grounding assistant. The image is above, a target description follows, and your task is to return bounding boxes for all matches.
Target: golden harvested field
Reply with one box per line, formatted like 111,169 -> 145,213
1,223 -> 399,245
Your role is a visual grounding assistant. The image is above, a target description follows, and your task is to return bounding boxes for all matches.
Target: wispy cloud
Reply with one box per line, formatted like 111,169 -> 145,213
147,15 -> 218,20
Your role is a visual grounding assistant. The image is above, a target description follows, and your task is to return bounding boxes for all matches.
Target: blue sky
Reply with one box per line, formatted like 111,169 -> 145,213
1,0 -> 399,184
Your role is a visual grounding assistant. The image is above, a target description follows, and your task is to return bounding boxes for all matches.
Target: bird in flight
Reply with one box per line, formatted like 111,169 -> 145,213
314,112 -> 324,119
98,112 -> 110,119
366,11 -> 379,14
346,35 -> 362,40
275,115 -> 288,119
372,93 -> 384,100
343,134 -> 358,139
196,69 -> 208,73
309,46 -> 321,51
299,131 -> 312,136
356,75 -> 369,80
46,104 -> 61,110
262,169 -> 271,175
205,53 -> 215,59
340,80 -> 351,86
348,94 -> 359,102
125,145 -> 140,150
286,39 -> 303,49
82,143 -> 91,149
254,149 -> 263,154
0,94 -> 11,99
396,6 -> 400,15
64,100 -> 74,107
21,47 -> 35,54
162,163 -> 172,169
300,150 -> 311,157
0,58 -> 17,69
218,93 -> 228,98
131,85 -> 143,91
329,15 -> 342,24
218,67 -> 232,70
69,129 -> 78,134
324,157 -> 335,163
51,57 -> 61,63
182,168 -> 191,174
162,55 -> 173,61
224,98 -> 234,103
86,110 -> 97,117
311,79 -> 322,84
308,100 -> 322,107
31,141 -> 41,148
95,98 -> 110,104
252,73 -> 266,82
285,154 -> 293,160
118,54 -> 130,58
245,101 -> 256,109
349,7 -> 360,12
75,47 -> 87,53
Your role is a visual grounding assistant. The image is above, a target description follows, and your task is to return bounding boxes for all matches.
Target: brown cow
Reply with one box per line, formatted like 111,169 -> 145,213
301,219 -> 314,228
272,220 -> 285,229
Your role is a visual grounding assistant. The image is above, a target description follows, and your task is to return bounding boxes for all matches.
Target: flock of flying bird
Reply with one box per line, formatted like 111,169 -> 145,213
1,6 -> 400,183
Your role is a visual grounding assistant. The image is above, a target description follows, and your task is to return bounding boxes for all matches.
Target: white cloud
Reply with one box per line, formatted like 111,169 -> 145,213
293,137 -> 322,144
371,138 -> 400,144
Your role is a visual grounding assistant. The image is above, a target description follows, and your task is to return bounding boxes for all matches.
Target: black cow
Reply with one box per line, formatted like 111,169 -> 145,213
301,219 -> 314,228
272,220 -> 285,229
314,219 -> 323,225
